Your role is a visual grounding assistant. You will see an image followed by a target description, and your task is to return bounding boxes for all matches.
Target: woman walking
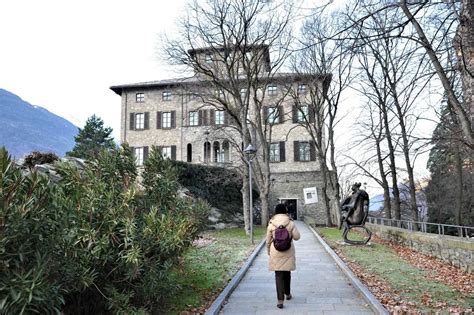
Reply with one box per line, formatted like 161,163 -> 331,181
266,203 -> 301,309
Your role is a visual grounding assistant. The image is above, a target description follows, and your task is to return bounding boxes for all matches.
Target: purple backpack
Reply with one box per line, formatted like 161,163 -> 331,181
273,222 -> 292,251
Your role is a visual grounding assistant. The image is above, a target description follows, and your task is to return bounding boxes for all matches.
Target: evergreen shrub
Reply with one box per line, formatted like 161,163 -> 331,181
172,161 -> 256,217
0,146 -> 210,314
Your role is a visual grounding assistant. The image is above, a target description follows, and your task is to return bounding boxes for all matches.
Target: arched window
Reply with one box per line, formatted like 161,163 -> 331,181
204,142 -> 211,163
213,141 -> 222,163
187,143 -> 192,162
222,140 -> 230,163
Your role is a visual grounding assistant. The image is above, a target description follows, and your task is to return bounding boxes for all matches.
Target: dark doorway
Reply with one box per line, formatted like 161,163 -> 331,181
284,199 -> 297,220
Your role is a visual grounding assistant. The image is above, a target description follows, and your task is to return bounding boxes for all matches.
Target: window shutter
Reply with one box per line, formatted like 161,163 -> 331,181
143,146 -> 149,161
198,110 -> 203,126
156,112 -> 162,129
171,145 -> 177,161
292,105 -> 298,123
144,112 -> 150,130
263,107 -> 269,123
210,109 -> 215,125
224,111 -> 228,125
130,146 -> 135,157
278,105 -> 284,124
310,141 -> 316,161
309,106 -> 315,123
294,141 -> 300,162
171,111 -> 176,128
203,109 -> 209,126
279,141 -> 286,162
129,113 -> 135,130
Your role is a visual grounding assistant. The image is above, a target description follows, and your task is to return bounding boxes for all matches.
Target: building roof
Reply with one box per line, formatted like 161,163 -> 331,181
187,44 -> 270,56
110,72 -> 331,96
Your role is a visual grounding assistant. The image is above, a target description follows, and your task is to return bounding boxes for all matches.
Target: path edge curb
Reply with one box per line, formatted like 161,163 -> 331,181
205,238 -> 266,315
308,225 -> 389,315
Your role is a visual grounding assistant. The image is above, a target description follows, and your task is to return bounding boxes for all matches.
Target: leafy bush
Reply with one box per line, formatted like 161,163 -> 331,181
0,145 -> 210,314
172,161 -> 257,217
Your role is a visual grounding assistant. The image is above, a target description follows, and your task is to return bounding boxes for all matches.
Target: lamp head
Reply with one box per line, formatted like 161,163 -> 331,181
244,144 -> 257,160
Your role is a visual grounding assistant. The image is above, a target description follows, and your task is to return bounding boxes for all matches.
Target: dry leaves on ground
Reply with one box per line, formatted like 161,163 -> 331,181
371,234 -> 474,296
333,234 -> 473,314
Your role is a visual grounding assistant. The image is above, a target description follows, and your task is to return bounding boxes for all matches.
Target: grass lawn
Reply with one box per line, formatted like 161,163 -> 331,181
317,227 -> 473,314
163,226 -> 266,314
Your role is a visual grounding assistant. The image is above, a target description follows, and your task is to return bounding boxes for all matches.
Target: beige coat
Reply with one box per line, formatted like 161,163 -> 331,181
266,214 -> 301,271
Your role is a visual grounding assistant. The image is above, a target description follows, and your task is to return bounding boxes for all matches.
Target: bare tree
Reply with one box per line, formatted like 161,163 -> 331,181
399,0 -> 473,149
289,10 -> 356,226
341,0 -> 473,148
164,0 -> 294,227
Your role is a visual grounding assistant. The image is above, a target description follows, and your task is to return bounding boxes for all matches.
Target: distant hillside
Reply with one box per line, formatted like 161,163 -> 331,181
0,88 -> 78,158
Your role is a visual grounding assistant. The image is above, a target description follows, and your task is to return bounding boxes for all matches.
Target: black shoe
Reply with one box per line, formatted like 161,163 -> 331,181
286,294 -> 292,300
277,304 -> 283,309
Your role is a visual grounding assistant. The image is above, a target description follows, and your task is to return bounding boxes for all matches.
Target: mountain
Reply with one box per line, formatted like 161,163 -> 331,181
0,88 -> 78,158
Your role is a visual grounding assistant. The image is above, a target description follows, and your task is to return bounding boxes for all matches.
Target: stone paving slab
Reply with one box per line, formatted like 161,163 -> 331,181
219,221 -> 376,314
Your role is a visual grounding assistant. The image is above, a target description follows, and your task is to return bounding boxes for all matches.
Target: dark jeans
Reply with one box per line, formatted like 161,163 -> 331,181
275,271 -> 291,301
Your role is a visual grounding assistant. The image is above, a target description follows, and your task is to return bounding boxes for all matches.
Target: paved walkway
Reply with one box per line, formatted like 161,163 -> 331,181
220,221 -> 375,314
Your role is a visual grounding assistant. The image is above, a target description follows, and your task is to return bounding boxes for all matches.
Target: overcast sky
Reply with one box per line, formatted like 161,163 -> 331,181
0,0 -> 188,139
0,0 -> 435,195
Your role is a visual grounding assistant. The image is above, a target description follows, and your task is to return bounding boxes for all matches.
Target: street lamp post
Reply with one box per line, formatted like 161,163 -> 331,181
244,144 -> 257,244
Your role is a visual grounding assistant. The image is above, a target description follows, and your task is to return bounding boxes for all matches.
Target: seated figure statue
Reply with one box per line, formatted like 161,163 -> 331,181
339,183 -> 372,245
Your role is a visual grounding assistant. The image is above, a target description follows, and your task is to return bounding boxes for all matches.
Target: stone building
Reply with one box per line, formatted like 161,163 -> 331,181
111,45 -> 332,225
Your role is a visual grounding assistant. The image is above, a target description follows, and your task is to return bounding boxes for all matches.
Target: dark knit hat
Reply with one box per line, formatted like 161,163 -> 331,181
275,203 -> 288,214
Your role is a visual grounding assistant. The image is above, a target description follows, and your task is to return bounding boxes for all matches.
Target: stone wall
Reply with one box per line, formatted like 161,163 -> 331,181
367,223 -> 474,273
269,171 -> 333,225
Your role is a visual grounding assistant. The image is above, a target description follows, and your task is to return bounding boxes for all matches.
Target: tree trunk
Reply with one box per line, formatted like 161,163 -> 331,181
260,191 -> 269,227
380,103 -> 401,219
375,136 -> 392,219
455,147 -> 464,234
391,86 -> 419,223
328,121 -> 342,224
319,156 -> 333,226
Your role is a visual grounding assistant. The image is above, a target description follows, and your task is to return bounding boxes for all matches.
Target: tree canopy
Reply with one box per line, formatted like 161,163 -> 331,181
67,115 -> 115,159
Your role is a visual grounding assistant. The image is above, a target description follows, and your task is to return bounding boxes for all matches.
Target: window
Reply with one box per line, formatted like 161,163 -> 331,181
134,147 -> 144,166
298,105 -> 309,122
136,93 -> 144,102
135,113 -> 145,129
297,84 -> 307,94
162,112 -> 171,128
298,142 -> 311,161
187,144 -> 192,162
215,110 -> 225,125
161,146 -> 172,159
205,53 -> 213,63
240,88 -> 247,98
189,111 -> 199,126
267,85 -> 277,96
162,91 -> 172,101
245,51 -> 253,61
204,142 -> 211,163
268,107 -> 279,124
213,141 -> 224,163
215,89 -> 224,99
269,143 -> 280,162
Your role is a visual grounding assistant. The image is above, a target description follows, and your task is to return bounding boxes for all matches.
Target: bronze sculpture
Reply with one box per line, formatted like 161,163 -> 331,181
339,183 -> 372,245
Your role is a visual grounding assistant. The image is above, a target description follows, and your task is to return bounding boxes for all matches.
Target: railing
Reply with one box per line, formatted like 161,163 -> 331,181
367,217 -> 474,239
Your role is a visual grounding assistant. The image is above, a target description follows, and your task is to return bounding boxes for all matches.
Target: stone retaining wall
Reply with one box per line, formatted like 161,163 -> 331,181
367,223 -> 474,273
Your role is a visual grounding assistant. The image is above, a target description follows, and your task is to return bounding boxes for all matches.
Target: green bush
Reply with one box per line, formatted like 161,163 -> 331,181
0,146 -> 210,314
172,161 -> 257,218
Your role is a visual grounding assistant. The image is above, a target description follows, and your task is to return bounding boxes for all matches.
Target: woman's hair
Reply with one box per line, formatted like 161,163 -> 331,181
274,203 -> 288,214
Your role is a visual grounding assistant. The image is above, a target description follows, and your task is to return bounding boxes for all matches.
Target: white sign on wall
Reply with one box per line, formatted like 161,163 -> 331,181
303,187 -> 318,204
